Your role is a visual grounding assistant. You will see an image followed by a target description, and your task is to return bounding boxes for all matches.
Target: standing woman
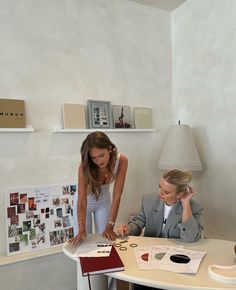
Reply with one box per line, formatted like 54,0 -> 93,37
69,131 -> 128,245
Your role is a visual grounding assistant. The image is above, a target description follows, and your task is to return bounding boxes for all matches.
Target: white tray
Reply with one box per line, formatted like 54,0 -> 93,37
208,264 -> 236,284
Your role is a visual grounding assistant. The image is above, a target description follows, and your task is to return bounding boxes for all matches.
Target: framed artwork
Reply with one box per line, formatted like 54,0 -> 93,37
87,100 -> 113,129
133,107 -> 153,129
112,105 -> 132,128
63,103 -> 86,129
5,183 -> 76,255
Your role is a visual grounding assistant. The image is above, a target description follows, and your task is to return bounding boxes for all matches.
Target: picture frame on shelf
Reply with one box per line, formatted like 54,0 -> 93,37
62,103 -> 86,129
112,105 -> 132,128
87,100 -> 112,129
133,107 -> 153,129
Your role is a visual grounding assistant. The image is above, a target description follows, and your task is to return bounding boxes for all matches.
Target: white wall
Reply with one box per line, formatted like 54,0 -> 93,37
172,0 -> 236,240
0,0 -> 172,255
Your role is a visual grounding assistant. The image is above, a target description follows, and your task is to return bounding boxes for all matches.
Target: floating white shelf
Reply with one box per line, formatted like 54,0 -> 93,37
0,126 -> 35,132
53,127 -> 156,133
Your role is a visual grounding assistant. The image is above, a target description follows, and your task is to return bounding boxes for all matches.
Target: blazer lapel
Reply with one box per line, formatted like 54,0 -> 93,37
152,200 -> 165,236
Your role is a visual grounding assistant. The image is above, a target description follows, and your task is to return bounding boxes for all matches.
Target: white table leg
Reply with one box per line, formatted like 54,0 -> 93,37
76,263 -> 108,290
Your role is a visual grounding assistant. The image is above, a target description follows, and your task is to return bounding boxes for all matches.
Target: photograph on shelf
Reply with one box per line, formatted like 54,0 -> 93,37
112,105 -> 132,128
87,100 -> 112,129
133,107 -> 153,129
5,183 -> 76,256
62,103 -> 86,129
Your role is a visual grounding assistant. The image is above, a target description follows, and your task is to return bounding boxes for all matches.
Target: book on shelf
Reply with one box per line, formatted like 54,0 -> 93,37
112,105 -> 132,128
133,107 -> 153,129
62,103 -> 86,129
0,99 -> 25,128
79,246 -> 124,276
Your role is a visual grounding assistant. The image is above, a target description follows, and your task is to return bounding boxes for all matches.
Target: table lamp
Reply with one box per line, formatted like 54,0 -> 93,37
158,122 -> 202,171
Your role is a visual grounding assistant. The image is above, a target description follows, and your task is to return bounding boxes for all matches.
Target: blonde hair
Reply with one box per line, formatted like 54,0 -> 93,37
162,169 -> 192,193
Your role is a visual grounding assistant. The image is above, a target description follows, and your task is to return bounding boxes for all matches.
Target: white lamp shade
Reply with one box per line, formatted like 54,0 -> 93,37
158,124 -> 202,171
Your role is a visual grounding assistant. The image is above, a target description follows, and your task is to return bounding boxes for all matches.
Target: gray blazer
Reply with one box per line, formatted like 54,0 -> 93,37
127,192 -> 203,242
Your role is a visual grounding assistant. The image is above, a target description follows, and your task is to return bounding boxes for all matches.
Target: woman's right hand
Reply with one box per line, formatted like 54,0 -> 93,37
116,224 -> 128,237
180,186 -> 195,205
67,232 -> 87,246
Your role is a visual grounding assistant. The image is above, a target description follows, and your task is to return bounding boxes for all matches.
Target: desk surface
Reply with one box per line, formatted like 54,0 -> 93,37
63,235 -> 236,290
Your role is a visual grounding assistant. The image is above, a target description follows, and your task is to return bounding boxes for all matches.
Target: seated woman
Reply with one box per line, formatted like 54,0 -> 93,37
117,169 -> 204,290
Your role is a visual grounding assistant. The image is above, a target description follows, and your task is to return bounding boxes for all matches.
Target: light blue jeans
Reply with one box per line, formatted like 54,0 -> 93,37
73,191 -> 116,290
73,191 -> 111,235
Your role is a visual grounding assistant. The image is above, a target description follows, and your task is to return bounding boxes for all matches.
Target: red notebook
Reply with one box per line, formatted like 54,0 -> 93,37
79,246 -> 124,276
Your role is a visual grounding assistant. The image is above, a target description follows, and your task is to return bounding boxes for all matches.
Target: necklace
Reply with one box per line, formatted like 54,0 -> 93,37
99,168 -> 109,183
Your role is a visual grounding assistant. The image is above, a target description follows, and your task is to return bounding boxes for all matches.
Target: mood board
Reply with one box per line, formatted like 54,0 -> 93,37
5,183 -> 76,255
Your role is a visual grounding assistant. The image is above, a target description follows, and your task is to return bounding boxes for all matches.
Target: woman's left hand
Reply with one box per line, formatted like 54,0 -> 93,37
102,228 -> 117,241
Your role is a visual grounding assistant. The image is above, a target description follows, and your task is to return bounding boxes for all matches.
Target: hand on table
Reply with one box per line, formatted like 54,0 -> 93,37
67,232 -> 87,246
102,228 -> 117,241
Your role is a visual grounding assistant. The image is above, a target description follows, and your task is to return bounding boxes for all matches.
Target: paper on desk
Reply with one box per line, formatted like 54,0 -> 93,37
134,245 -> 206,274
135,245 -> 183,270
158,247 -> 206,274
134,247 -> 153,270
149,245 -> 183,268
72,238 -> 112,258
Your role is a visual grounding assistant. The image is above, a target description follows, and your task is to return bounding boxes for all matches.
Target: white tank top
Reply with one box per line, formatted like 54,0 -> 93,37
88,154 -> 120,200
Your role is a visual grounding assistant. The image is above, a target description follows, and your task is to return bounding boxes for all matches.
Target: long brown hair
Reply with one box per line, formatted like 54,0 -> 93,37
80,131 -> 117,199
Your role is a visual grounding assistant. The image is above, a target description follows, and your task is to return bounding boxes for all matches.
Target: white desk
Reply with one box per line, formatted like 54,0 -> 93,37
63,235 -> 236,290
63,234 -> 108,290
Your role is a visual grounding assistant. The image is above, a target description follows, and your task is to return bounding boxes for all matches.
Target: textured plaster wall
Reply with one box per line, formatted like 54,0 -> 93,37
172,0 -> 236,240
0,0 -> 172,255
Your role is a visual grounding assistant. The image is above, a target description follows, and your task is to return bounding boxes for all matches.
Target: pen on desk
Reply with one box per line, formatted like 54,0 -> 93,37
120,239 -> 128,244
